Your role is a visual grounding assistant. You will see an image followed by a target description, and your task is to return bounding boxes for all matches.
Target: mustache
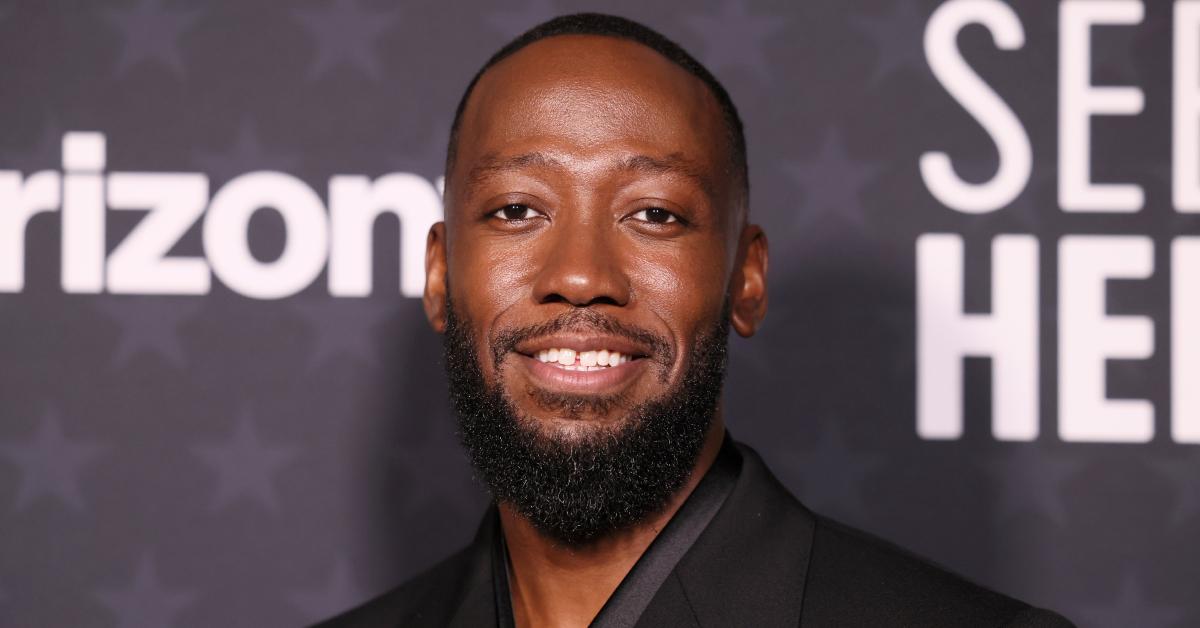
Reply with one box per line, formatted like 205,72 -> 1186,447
490,308 -> 674,371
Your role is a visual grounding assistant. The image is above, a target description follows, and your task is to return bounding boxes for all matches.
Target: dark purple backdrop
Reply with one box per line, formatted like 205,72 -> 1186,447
1,1 -> 1195,626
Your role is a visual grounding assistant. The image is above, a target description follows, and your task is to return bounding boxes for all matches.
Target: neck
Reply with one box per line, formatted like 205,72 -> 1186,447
498,416 -> 726,628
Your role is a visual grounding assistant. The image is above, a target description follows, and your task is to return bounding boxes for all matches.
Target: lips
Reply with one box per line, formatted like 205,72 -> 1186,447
512,333 -> 653,395
517,352 -> 647,395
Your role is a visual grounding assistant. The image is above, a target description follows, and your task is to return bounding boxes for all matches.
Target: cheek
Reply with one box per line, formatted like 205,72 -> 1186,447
447,234 -> 547,386
449,235 -> 538,323
635,241 -> 729,313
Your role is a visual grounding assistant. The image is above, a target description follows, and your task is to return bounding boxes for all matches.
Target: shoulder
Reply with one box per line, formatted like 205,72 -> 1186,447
310,548 -> 473,628
801,515 -> 1075,627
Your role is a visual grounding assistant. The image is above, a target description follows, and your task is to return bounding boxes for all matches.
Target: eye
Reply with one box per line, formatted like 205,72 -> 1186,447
631,207 -> 679,224
490,203 -> 540,221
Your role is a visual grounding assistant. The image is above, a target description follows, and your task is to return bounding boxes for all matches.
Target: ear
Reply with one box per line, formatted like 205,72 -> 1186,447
729,224 -> 768,338
423,221 -> 448,333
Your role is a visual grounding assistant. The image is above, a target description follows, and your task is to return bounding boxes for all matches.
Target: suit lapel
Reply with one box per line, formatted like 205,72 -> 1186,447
632,572 -> 702,628
446,509 -> 501,628
654,444 -> 816,628
452,443 -> 815,628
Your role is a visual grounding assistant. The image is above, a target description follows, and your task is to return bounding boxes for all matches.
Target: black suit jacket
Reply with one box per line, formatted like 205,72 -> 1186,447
317,442 -> 1074,627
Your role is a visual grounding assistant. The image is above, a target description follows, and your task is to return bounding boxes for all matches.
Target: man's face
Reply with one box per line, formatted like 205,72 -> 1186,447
433,35 -> 752,438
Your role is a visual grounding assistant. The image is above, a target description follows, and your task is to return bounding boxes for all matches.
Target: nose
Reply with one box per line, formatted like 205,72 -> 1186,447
531,217 -> 630,308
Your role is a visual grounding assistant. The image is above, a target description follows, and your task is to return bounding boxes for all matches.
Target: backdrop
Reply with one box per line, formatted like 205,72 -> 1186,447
1,1 -> 1196,626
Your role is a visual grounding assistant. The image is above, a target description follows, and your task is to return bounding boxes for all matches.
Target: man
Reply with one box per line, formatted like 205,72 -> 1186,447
320,13 -> 1073,628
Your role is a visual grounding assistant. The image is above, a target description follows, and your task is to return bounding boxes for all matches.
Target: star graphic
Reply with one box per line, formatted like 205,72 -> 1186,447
683,0 -> 785,83
192,409 -> 300,513
95,554 -> 196,628
782,128 -> 882,234
292,0 -> 401,81
192,118 -> 301,185
1151,448 -> 1200,526
291,298 -> 403,371
776,421 -> 884,521
484,0 -> 557,39
1073,573 -> 1184,628
388,427 -> 484,522
0,409 -> 107,512
287,556 -> 370,623
851,0 -> 930,84
0,117 -> 65,171
980,446 -> 1082,526
389,118 -> 451,183
93,296 -> 201,369
100,0 -> 202,77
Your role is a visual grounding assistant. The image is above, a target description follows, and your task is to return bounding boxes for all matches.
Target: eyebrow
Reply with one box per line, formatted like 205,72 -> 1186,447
619,153 -> 713,194
464,151 -> 714,196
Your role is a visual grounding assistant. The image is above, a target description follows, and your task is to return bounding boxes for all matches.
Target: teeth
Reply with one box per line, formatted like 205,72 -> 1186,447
557,348 -> 576,366
532,348 -> 634,369
579,351 -> 597,367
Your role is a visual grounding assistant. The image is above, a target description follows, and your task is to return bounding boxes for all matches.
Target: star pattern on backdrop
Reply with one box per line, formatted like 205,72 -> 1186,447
1150,448 -> 1200,526
776,421 -> 884,521
287,556 -> 370,623
292,0 -> 401,82
683,0 -> 784,83
782,128 -> 882,234
100,0 -> 202,77
851,0 -> 929,84
388,117 -> 451,182
2,4 -> 1195,626
93,297 -> 201,369
192,118 -> 301,184
95,553 -> 197,628
0,117 -> 65,171
1073,573 -> 1185,628
980,446 -> 1082,527
192,409 -> 300,513
388,428 -> 483,523
0,409 -> 107,512
291,298 -> 403,371
484,0 -> 558,39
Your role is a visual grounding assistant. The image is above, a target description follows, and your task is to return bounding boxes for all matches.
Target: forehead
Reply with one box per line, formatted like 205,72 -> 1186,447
453,35 -> 729,184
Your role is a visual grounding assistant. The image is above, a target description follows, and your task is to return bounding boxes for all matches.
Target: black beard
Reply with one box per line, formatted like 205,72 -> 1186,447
443,301 -> 729,546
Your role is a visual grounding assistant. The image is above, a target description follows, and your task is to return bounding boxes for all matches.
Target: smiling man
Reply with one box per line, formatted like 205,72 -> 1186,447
319,13 -> 1072,628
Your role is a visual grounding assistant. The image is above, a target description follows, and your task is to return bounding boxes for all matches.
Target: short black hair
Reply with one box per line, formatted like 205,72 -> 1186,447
445,12 -> 749,202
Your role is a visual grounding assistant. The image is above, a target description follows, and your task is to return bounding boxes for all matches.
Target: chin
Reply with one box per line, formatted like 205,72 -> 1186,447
516,391 -> 642,440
